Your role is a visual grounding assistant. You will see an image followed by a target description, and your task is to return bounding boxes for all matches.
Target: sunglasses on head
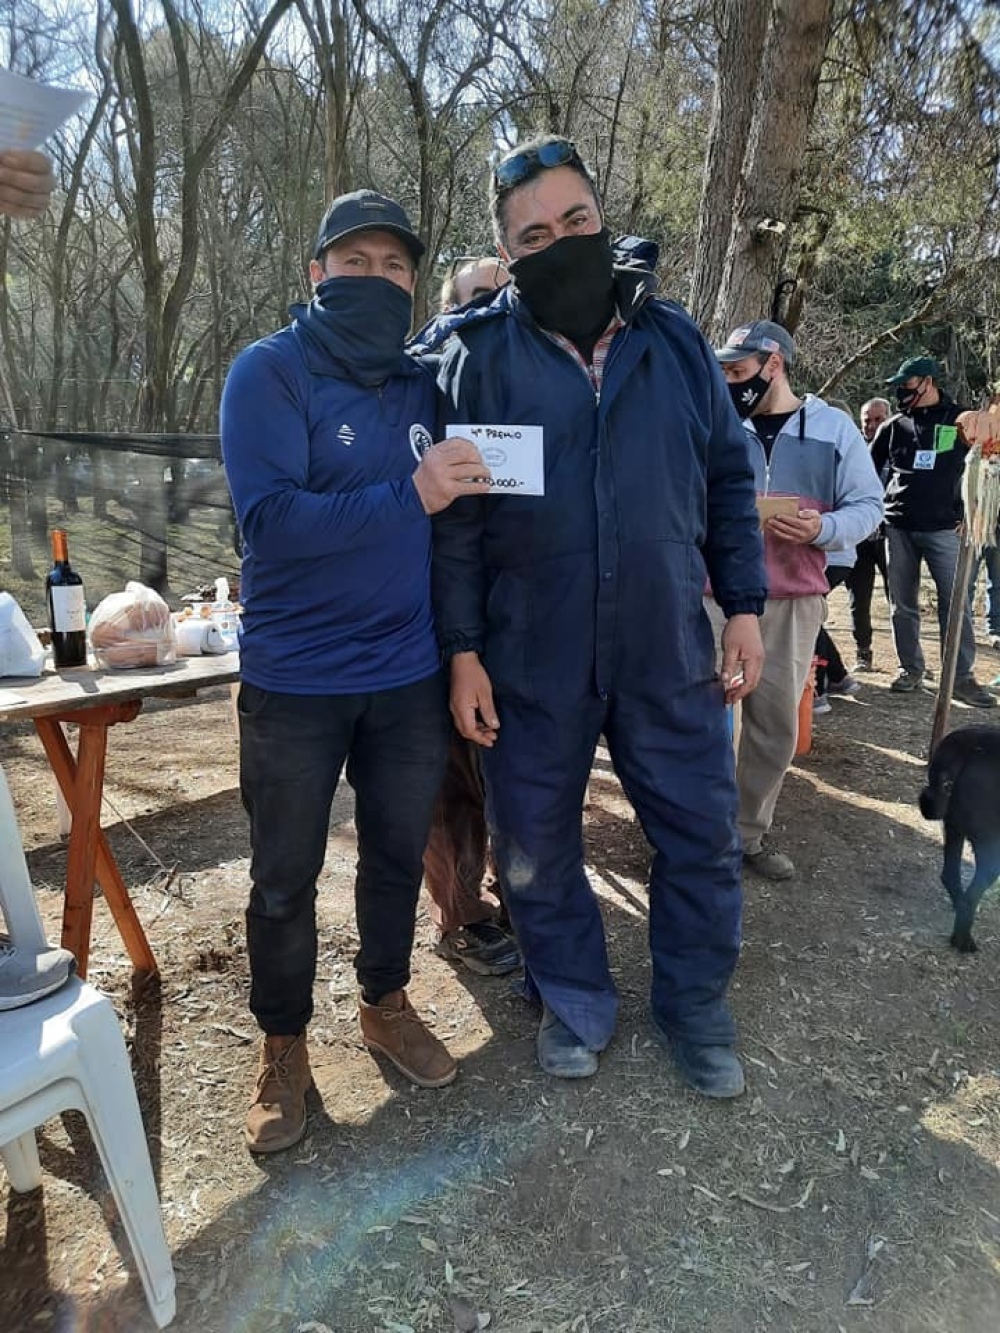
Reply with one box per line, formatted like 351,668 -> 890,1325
493,139 -> 581,192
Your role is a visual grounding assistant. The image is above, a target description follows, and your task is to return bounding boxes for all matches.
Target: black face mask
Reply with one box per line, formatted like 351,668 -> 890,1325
895,381 -> 925,412
509,229 -> 615,343
300,275 -> 412,386
728,371 -> 771,419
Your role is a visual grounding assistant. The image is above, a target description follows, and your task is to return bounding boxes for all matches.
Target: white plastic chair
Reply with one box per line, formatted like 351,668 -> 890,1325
0,766 -> 176,1328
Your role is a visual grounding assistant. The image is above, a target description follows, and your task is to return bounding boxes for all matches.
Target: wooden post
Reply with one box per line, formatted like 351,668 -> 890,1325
929,524 -> 976,757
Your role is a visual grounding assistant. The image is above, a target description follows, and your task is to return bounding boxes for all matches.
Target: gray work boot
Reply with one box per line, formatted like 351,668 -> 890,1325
537,1005 -> 599,1078
667,1038 -> 745,1099
0,933 -> 76,1010
743,841 -> 795,882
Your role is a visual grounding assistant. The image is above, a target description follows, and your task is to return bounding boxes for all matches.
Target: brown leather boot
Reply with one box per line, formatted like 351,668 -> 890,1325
359,990 -> 458,1088
245,1032 -> 313,1154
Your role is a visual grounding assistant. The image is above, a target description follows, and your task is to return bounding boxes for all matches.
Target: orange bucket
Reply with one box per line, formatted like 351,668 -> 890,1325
795,656 -> 822,756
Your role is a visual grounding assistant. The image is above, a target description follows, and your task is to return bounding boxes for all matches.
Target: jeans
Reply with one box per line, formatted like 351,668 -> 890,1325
886,527 -> 976,679
238,673 -> 450,1035
846,534 -> 888,654
968,537 -> 1000,635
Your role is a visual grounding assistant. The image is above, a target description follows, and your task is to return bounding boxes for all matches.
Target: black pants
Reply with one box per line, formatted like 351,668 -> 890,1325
238,673 -> 450,1035
846,534 -> 888,655
815,565 -> 851,693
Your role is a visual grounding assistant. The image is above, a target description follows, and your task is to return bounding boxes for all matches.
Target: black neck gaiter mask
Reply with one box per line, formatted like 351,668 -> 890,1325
295,276 -> 412,387
509,229 -> 616,345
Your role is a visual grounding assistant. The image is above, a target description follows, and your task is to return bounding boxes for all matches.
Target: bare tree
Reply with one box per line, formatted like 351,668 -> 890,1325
296,0 -> 366,199
108,0 -> 294,587
350,0 -> 513,319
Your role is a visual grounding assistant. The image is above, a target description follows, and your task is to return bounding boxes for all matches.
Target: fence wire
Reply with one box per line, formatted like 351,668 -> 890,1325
1,430 -> 241,628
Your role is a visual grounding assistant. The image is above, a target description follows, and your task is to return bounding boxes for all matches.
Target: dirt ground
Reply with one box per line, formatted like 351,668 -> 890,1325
2,591 -> 1000,1333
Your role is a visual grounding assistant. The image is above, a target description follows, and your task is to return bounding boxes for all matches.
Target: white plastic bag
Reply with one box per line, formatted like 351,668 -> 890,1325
0,592 -> 45,677
88,581 -> 177,669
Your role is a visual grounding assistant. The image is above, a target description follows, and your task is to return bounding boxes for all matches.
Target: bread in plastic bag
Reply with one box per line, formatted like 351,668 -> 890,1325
0,592 -> 45,677
88,581 -> 177,669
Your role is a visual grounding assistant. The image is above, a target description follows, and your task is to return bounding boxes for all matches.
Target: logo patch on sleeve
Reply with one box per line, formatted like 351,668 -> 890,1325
410,423 -> 434,461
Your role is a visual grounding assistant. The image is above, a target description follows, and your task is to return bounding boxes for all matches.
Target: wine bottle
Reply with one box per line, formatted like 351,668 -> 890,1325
46,528 -> 88,668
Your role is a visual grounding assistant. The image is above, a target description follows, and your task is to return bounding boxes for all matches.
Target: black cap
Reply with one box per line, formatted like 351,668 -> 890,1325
715,319 -> 796,368
314,189 -> 424,263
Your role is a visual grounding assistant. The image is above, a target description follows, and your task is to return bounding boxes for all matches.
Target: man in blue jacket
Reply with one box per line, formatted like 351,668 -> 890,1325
432,136 -> 767,1098
222,190 -> 492,1153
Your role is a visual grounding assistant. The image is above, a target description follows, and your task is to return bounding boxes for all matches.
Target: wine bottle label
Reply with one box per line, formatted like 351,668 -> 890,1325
50,585 -> 86,632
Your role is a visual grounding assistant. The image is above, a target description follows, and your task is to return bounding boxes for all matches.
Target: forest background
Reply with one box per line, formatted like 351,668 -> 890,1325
0,0 -> 999,599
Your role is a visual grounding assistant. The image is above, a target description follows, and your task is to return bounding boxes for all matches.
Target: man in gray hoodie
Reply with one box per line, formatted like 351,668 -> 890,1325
714,321 -> 884,881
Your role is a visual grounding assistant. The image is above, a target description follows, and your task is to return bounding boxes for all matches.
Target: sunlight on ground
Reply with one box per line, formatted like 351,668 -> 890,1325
921,1073 -> 1000,1175
855,739 -> 928,769
588,866 -> 649,920
793,763 -> 940,833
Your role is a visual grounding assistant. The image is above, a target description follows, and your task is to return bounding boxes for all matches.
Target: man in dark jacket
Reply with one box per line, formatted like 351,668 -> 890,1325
874,356 -> 995,708
432,136 -> 767,1098
222,190 -> 493,1154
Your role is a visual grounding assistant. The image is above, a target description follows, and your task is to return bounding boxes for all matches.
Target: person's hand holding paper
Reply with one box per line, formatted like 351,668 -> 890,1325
766,505 -> 823,545
0,65 -> 87,219
0,148 -> 55,218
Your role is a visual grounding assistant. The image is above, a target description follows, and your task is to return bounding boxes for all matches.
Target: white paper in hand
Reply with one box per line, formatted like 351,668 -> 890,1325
0,67 -> 87,151
448,423 -> 545,496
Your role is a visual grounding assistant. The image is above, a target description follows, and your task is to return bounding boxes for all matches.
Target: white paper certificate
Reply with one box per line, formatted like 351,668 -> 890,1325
0,67 -> 87,151
447,423 -> 545,496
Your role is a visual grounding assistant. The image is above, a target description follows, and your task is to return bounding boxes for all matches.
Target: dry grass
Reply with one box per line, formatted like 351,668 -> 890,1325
1,595 -> 1000,1331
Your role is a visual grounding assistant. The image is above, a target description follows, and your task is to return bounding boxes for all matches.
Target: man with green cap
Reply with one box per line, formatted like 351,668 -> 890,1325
873,355 -> 995,707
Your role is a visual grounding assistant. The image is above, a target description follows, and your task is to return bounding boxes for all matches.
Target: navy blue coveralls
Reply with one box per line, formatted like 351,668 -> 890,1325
431,272 -> 767,1051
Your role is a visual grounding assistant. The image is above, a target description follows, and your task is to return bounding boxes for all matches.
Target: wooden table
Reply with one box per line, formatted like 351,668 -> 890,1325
0,653 -> 240,979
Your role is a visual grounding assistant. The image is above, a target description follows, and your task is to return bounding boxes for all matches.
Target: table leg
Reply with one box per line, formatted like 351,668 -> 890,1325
60,722 -> 106,976
35,706 -> 157,980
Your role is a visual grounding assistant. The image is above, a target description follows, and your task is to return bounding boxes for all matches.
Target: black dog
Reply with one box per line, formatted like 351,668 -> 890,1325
919,725 -> 1000,952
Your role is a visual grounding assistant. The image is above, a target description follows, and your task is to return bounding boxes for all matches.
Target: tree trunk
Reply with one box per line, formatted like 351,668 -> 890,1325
690,0 -> 770,330
693,0 -> 835,345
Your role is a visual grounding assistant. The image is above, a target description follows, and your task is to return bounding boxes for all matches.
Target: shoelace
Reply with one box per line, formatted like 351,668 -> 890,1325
256,1040 -> 301,1092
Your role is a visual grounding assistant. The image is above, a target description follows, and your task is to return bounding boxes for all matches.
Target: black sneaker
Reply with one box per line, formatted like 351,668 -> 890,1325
952,676 -> 997,709
436,921 -> 522,976
890,668 -> 924,693
852,650 -> 873,672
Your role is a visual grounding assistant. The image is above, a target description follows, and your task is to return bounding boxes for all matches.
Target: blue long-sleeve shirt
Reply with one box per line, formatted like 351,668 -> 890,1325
220,320 -> 440,694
